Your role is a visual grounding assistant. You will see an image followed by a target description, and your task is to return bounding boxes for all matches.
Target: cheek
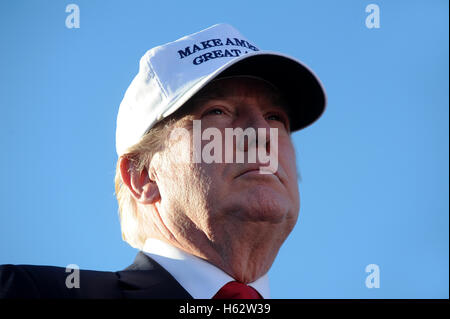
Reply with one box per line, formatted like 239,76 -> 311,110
153,148 -> 189,201
157,153 -> 215,207
279,138 -> 297,174
286,149 -> 298,179
280,140 -> 300,200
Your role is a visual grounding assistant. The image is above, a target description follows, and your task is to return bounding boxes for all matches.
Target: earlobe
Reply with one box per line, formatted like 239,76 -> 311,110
119,156 -> 160,204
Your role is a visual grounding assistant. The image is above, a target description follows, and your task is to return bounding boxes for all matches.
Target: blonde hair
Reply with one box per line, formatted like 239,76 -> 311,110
114,119 -> 175,249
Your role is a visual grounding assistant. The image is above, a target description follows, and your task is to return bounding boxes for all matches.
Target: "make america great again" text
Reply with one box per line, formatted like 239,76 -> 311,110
177,37 -> 259,65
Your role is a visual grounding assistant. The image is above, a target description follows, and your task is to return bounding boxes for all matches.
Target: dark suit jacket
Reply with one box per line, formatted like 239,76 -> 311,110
0,252 -> 193,299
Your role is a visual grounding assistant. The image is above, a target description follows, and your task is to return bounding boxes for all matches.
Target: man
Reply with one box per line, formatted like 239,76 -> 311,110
0,23 -> 326,299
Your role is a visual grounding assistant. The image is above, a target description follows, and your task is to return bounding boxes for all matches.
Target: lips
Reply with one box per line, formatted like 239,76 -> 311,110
236,168 -> 261,178
234,166 -> 280,180
235,165 -> 261,178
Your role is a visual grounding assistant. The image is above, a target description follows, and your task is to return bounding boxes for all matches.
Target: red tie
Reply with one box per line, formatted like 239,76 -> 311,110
212,281 -> 263,299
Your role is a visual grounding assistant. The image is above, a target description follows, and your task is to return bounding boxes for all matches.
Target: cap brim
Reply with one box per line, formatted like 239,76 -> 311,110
161,50 -> 327,132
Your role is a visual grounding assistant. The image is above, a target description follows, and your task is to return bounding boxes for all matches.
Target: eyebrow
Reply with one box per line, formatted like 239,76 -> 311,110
188,85 -> 291,115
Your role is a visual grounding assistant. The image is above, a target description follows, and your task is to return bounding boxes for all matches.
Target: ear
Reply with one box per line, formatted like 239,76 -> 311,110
119,156 -> 160,204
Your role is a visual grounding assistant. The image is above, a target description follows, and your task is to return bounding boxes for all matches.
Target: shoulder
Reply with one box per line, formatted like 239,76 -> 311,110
0,264 -> 40,298
0,252 -> 192,299
0,264 -> 120,299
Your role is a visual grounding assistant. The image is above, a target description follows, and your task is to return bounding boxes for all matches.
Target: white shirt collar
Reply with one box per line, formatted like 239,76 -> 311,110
142,238 -> 270,299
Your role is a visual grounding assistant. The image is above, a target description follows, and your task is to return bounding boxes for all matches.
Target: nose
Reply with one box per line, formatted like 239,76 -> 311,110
236,109 -> 272,154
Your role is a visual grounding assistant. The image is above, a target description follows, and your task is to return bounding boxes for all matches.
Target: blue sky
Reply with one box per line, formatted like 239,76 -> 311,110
0,0 -> 448,298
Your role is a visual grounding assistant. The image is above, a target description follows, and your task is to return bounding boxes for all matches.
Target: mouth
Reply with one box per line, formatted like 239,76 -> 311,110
236,169 -> 261,178
235,167 -> 281,181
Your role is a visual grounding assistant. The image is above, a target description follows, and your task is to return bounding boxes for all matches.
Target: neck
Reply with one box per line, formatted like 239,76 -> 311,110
145,206 -> 294,284
165,220 -> 291,283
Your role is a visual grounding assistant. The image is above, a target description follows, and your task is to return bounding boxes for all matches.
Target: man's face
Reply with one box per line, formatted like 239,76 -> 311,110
150,77 -> 300,254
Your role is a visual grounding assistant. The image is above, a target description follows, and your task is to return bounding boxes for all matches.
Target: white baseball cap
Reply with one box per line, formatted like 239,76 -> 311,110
116,23 -> 326,156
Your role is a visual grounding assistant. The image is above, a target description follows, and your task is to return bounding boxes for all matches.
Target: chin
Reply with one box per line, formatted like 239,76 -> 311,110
235,186 -> 292,223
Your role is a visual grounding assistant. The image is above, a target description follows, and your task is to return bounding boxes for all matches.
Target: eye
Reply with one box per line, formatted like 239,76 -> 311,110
204,108 -> 225,116
266,112 -> 290,131
267,113 -> 285,122
267,114 -> 281,121
209,109 -> 224,115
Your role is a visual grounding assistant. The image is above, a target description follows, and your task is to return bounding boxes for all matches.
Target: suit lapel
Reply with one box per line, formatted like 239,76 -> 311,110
117,251 -> 193,299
